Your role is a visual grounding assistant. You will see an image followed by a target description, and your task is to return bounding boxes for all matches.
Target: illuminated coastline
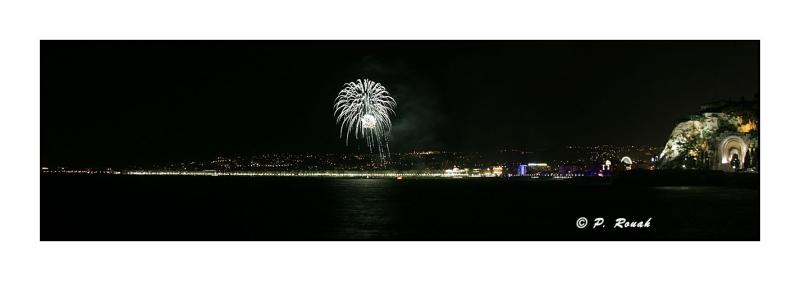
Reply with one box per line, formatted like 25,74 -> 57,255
41,169 -> 586,179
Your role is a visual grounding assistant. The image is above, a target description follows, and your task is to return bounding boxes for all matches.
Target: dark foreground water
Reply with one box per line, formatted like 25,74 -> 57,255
41,175 -> 759,241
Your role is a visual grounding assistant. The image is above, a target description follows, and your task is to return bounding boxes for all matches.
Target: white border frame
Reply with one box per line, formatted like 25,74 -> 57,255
2,1 -> 800,280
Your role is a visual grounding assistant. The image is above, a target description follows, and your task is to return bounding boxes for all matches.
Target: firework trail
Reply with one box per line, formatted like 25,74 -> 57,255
334,79 -> 397,157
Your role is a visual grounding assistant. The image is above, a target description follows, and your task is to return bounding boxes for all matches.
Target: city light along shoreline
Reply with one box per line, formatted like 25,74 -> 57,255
41,169 -> 584,179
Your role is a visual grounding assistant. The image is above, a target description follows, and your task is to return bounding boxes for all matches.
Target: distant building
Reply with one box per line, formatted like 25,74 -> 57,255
444,166 -> 468,177
492,166 -> 504,177
516,163 -> 554,176
517,164 -> 527,176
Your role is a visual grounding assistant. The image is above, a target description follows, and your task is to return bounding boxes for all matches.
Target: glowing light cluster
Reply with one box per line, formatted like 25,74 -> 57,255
334,79 -> 397,156
738,119 -> 757,133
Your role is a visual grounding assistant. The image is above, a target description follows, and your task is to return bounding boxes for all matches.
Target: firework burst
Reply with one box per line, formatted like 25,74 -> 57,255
334,79 -> 397,156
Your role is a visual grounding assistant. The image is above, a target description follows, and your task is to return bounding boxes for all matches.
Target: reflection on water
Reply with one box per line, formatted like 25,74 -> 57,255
328,179 -> 400,239
41,175 -> 760,240
652,186 -> 693,191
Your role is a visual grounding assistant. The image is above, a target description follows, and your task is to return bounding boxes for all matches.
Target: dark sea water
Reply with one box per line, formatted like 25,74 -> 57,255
41,175 -> 759,241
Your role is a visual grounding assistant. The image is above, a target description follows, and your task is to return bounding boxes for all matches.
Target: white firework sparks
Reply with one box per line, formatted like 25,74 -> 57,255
334,79 -> 397,156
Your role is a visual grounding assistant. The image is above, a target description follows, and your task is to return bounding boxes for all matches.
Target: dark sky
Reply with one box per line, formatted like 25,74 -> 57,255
41,41 -> 759,167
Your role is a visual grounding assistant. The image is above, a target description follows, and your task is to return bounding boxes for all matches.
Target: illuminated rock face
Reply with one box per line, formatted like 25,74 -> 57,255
657,101 -> 759,172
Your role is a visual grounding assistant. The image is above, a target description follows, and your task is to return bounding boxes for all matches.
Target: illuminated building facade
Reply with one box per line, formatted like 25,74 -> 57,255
515,163 -> 553,176
517,164 -> 527,176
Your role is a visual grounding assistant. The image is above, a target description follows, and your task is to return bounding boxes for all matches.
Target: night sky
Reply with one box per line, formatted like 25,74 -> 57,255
41,41 -> 759,167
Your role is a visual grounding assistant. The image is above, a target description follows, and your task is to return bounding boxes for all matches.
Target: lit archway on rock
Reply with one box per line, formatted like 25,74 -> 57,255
719,136 -> 747,165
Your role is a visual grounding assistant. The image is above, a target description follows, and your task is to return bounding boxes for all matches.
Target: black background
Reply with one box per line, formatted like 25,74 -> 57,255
41,41 -> 759,167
